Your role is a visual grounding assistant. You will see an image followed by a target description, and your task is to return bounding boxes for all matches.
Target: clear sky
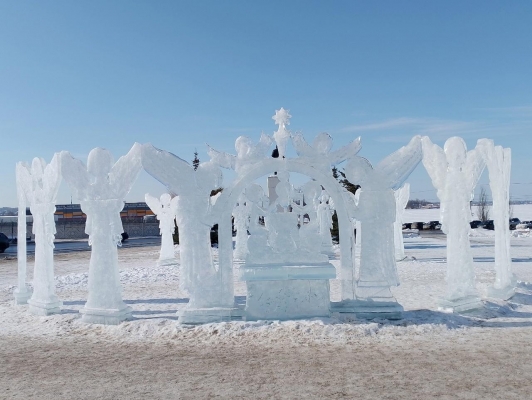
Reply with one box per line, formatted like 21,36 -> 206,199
1,1 -> 531,207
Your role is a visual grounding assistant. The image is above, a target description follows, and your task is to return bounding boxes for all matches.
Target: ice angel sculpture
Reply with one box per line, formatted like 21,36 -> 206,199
291,132 -> 362,174
272,107 -> 291,158
207,133 -> 272,176
477,139 -> 515,299
17,155 -> 63,315
61,144 -> 142,324
141,144 -> 228,311
345,136 -> 422,300
422,136 -> 486,311
145,193 -> 178,266
394,183 -> 410,261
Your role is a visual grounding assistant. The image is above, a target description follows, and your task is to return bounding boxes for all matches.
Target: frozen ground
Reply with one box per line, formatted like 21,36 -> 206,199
1,221 -> 532,397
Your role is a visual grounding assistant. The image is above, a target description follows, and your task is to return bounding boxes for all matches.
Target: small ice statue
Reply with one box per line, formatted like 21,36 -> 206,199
477,139 -> 515,300
145,193 -> 178,266
272,107 -> 291,158
17,155 -> 62,315
345,136 -> 422,302
208,133 -> 272,176
394,183 -> 410,261
61,144 -> 142,324
422,136 -> 486,312
233,192 -> 251,260
141,144 -> 230,310
317,191 -> 335,255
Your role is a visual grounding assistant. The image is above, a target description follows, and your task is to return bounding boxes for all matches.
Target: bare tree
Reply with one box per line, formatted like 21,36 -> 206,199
476,187 -> 490,222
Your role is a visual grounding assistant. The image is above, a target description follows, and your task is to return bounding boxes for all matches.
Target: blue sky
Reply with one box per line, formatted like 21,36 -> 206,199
1,1 -> 531,207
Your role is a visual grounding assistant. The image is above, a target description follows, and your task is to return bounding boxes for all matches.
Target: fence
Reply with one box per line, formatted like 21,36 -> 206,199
0,219 -> 160,240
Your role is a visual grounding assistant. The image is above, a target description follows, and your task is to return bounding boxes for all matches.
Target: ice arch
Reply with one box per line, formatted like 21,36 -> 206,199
212,157 -> 356,304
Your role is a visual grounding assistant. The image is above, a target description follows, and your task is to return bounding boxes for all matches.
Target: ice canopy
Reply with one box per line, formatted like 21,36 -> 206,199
15,109 -> 514,324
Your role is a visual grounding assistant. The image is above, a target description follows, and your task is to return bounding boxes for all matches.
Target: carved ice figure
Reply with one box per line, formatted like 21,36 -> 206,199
477,139 -> 515,299
345,136 -> 422,300
266,177 -> 299,254
17,155 -> 62,315
272,107 -> 291,158
394,183 -> 410,261
295,181 -> 323,254
317,191 -> 335,255
292,132 -> 362,174
207,133 -> 272,176
14,163 -> 32,304
244,183 -> 271,262
141,144 -> 232,313
233,192 -> 251,260
422,136 -> 486,311
145,193 -> 178,266
61,144 -> 142,324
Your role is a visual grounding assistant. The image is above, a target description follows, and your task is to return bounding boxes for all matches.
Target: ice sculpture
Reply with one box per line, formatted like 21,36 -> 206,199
141,143 -> 234,323
145,193 -> 178,266
394,183 -> 410,261
317,191 -> 335,255
208,133 -> 272,176
61,144 -> 142,324
477,139 -> 515,300
342,136 -> 422,317
17,155 -> 62,314
233,192 -> 250,260
272,107 -> 291,158
292,132 -> 362,174
422,136 -> 486,312
13,163 -> 33,304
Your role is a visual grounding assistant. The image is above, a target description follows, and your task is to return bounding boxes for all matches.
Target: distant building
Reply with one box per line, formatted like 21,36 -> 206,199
54,203 -> 154,220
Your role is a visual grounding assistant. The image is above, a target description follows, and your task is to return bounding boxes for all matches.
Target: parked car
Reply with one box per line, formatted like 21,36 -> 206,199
470,220 -> 482,229
121,232 -> 129,242
0,233 -> 10,253
519,221 -> 532,229
428,221 -> 441,230
509,218 -> 521,230
402,223 -> 412,230
483,220 -> 495,230
413,222 -> 424,230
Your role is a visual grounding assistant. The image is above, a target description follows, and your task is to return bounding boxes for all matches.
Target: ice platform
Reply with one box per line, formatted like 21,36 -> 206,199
438,295 -> 483,313
241,263 -> 336,321
79,305 -> 132,325
331,299 -> 404,320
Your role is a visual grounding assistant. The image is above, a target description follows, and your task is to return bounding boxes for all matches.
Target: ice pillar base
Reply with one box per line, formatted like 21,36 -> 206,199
79,305 -> 132,325
487,285 -> 515,301
178,307 -> 236,324
13,286 -> 33,305
28,297 -> 62,316
157,257 -> 178,267
438,295 -> 483,313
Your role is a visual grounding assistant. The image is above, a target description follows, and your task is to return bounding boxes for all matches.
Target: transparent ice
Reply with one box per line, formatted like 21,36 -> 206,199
394,183 -> 410,261
141,143 -> 229,310
61,144 -> 142,324
477,139 -> 515,299
345,136 -> 422,299
422,136 -> 485,309
17,154 -> 62,315
317,191 -> 335,255
145,193 -> 178,266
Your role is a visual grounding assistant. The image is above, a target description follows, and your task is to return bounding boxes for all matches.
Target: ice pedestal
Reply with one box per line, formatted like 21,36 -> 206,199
13,286 -> 33,305
486,275 -> 517,300
438,295 -> 483,313
331,286 -> 403,320
80,304 -> 132,325
178,307 -> 237,324
157,257 -> 178,267
28,296 -> 62,316
241,263 -> 336,320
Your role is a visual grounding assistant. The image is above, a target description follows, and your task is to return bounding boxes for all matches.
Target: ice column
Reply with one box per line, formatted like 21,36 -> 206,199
145,193 -> 178,266
61,144 -> 142,324
477,139 -> 515,300
22,155 -> 63,315
13,163 -> 33,304
394,183 -> 410,261
422,136 -> 486,312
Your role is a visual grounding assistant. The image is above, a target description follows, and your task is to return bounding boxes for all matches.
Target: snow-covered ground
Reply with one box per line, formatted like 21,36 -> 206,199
1,211 -> 532,398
